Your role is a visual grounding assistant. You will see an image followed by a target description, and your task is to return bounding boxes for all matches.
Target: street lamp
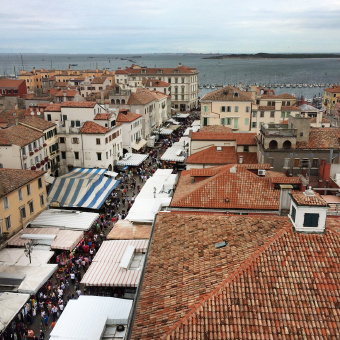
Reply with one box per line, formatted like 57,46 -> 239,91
24,240 -> 33,264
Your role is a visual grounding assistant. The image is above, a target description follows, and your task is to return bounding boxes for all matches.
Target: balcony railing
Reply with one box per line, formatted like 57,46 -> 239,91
261,124 -> 297,137
327,203 -> 340,216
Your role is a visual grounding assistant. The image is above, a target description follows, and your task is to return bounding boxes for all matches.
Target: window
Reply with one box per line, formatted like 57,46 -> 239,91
252,122 -> 257,128
300,158 -> 309,168
303,213 -> 319,227
61,151 -> 66,159
312,158 -> 319,168
300,132 -> 303,137
5,216 -> 11,230
22,147 -> 26,156
260,111 -> 264,118
20,206 -> 26,219
18,189 -> 23,201
75,121 -> 80,127
29,201 -> 34,214
220,118 -> 225,125
246,106 -> 250,112
252,111 -> 257,117
245,118 -> 249,126
227,106 -> 231,112
59,137 -> 65,143
226,118 -> 232,125
96,138 -> 101,145
235,106 -> 239,113
244,146 -> 249,152
71,121 -> 75,127
284,158 -> 290,168
74,152 -> 79,160
97,153 -> 102,161
203,106 -> 208,113
3,197 -> 9,210
72,138 -> 79,144
40,194 -> 45,207
293,158 -> 300,167
221,106 -> 226,112
291,206 -> 296,222
47,114 -> 51,121
203,118 -> 208,126
281,112 -> 285,118
27,184 -> 31,196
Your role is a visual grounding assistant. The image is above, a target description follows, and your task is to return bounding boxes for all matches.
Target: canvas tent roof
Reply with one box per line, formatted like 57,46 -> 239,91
0,264 -> 57,294
81,240 -> 148,287
116,153 -> 148,167
0,292 -> 30,332
0,248 -> 54,266
48,168 -> 120,210
31,209 -> 98,231
50,296 -> 132,340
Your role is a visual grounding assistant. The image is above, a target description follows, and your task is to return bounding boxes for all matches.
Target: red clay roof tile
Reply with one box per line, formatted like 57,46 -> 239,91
80,121 -> 110,134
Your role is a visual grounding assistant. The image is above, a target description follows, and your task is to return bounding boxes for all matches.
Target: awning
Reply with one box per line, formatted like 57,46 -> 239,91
48,168 -> 120,210
104,171 -> 118,179
51,230 -> 84,251
50,296 -> 132,340
174,113 -> 189,118
154,128 -> 174,135
0,292 -> 30,332
169,124 -> 181,131
8,227 -> 60,247
116,153 -> 148,167
81,240 -> 148,287
0,248 -> 54,267
0,264 -> 58,294
31,210 -> 99,231
132,139 -> 147,151
44,173 -> 55,185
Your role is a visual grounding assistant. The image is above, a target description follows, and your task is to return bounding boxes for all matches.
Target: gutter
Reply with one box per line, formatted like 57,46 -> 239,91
126,212 -> 159,340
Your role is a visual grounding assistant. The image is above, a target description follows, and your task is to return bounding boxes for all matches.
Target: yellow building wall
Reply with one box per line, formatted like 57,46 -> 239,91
1,175 -> 47,238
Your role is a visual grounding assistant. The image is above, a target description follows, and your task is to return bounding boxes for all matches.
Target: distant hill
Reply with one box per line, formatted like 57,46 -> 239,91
202,53 -> 340,59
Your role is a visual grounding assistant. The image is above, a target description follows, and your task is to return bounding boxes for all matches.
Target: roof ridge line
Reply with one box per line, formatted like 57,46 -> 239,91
161,222 -> 292,339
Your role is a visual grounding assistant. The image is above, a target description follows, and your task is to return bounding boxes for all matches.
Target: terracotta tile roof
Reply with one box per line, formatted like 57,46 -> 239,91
0,168 -> 45,197
296,128 -> 340,149
0,109 -> 26,126
270,176 -> 301,184
142,78 -> 170,87
80,121 -> 110,134
196,125 -> 233,133
310,117 -> 330,123
291,192 -> 328,206
94,113 -> 111,120
55,90 -> 78,97
60,101 -> 96,108
19,117 -> 56,131
191,130 -> 257,146
171,164 -> 280,210
324,85 -> 340,93
237,152 -> 258,164
187,146 -> 237,164
132,213 -> 340,339
117,111 -> 141,122
44,104 -> 61,112
0,124 -> 44,147
91,77 -> 107,84
127,88 -> 157,105
54,82 -> 68,87
0,79 -> 25,88
201,85 -> 252,101
260,93 -> 296,99
48,89 -> 59,96
115,69 -> 130,75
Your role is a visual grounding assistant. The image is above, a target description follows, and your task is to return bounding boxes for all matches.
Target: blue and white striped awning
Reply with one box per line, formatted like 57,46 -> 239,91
48,168 -> 120,210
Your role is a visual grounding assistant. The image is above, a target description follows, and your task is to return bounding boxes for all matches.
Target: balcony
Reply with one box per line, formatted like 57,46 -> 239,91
260,124 -> 297,137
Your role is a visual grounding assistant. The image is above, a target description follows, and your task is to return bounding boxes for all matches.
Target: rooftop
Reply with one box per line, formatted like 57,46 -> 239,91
94,113 -> 112,120
324,85 -> 340,93
0,79 -> 25,88
44,104 -> 62,112
19,116 -> 56,131
0,168 -> 45,197
0,124 -> 44,147
132,212 -> 340,339
117,111 -> 141,123
291,191 -> 328,206
201,85 -> 252,101
171,164 -> 281,210
296,128 -> 340,149
127,88 -> 157,105
60,101 -> 96,108
80,121 -> 110,134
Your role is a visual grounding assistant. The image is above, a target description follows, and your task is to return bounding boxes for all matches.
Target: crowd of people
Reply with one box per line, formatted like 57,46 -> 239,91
1,113 -> 200,340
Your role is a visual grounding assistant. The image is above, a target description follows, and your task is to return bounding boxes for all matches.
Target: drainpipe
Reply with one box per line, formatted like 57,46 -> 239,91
329,148 -> 334,164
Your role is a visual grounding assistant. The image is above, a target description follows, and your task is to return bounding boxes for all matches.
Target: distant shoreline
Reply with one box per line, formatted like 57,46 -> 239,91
202,53 -> 340,59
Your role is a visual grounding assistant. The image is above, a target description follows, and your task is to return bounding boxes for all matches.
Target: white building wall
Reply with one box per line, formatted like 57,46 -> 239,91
120,118 -> 143,153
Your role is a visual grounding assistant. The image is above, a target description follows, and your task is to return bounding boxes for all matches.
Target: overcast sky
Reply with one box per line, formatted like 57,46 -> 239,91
1,0 -> 339,53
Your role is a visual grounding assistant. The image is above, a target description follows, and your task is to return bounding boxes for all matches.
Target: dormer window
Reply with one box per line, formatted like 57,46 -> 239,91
142,69 -> 146,74
157,69 -> 163,74
174,70 -> 179,74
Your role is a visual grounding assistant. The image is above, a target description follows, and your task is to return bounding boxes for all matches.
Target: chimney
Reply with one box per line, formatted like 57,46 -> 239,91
279,184 -> 293,216
238,155 -> 243,164
178,63 -> 182,66
15,118 -> 19,125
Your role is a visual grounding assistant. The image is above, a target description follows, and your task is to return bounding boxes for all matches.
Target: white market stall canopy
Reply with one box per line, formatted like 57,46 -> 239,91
192,120 -> 201,126
50,296 -> 132,340
81,240 -> 148,287
31,209 -> 98,231
153,128 -> 174,135
132,138 -> 147,151
0,264 -> 57,294
183,126 -> 200,136
174,113 -> 189,119
8,227 -> 60,247
48,168 -> 120,210
166,118 -> 180,125
161,137 -> 190,162
126,169 -> 178,223
116,153 -> 148,167
0,292 -> 30,332
0,248 -> 54,266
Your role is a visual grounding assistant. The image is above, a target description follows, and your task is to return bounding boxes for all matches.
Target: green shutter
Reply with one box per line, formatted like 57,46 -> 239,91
234,118 -> 238,129
245,118 -> 249,126
303,213 -> 319,227
281,112 -> 285,118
